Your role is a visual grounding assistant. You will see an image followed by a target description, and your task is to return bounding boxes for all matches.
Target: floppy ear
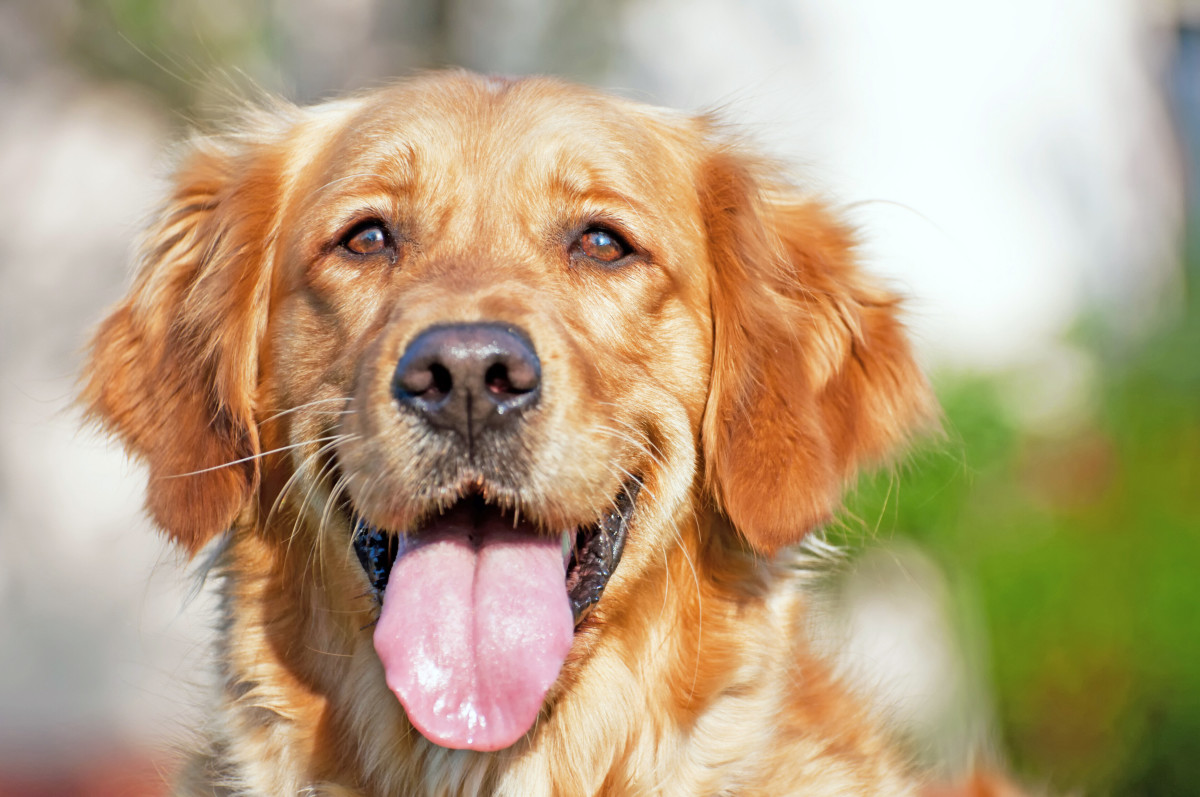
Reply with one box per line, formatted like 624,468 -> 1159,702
82,131 -> 285,554
701,149 -> 936,554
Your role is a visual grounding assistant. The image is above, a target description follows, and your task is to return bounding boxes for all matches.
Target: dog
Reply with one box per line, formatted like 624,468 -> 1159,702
83,70 -> 944,795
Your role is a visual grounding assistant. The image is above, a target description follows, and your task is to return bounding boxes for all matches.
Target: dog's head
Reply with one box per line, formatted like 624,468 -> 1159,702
83,72 -> 932,753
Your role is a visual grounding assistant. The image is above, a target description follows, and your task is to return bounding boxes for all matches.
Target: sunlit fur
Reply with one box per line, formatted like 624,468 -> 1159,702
83,71 -> 942,796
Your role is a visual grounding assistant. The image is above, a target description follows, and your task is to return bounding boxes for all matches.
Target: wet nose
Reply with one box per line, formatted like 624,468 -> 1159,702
391,323 -> 541,440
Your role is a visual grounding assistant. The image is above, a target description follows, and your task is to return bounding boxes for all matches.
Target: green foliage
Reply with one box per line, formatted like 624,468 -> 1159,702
843,304 -> 1200,795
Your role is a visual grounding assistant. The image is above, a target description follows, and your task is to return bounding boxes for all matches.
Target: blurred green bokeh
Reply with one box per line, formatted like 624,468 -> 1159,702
844,275 -> 1200,794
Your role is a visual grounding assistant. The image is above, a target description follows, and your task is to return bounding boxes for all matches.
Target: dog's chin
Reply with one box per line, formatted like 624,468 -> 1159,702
337,472 -> 639,751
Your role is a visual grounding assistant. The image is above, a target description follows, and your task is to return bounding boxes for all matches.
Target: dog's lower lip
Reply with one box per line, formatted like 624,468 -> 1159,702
353,523 -> 402,595
563,483 -> 639,623
349,481 -> 641,627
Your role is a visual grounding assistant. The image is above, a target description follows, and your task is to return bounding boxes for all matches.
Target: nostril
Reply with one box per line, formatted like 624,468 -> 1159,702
484,362 -> 513,396
429,362 -> 453,398
396,360 -> 453,401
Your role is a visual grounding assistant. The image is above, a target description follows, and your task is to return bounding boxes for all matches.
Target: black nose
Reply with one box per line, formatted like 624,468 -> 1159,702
392,323 -> 541,440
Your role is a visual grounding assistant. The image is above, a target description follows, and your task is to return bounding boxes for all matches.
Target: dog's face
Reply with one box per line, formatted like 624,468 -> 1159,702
271,80 -> 714,749
83,72 -> 931,760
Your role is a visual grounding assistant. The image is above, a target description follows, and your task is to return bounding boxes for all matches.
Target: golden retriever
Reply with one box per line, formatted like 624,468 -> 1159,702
83,70 -> 951,795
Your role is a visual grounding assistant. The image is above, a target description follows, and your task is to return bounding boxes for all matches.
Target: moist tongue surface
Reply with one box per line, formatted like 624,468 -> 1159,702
372,513 -> 573,751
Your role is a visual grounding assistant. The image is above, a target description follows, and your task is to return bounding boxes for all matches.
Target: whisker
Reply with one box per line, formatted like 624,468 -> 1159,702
599,449 -> 658,504
304,646 -> 354,659
590,418 -> 671,475
285,435 -> 357,557
290,444 -> 350,587
162,434 -> 351,479
265,449 -> 320,531
317,468 -> 355,573
260,397 -> 355,426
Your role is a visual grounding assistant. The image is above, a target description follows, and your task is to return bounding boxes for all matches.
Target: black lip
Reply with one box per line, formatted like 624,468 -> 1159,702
353,523 -> 400,595
564,482 -> 639,623
350,481 -> 641,627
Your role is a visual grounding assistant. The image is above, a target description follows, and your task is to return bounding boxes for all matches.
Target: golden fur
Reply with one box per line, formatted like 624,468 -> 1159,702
83,71 -> 947,795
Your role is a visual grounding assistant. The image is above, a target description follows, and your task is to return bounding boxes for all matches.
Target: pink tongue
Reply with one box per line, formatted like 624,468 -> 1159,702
372,517 -> 573,751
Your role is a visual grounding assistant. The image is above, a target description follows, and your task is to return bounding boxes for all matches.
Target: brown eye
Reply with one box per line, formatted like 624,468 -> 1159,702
343,223 -> 390,256
577,227 -> 630,263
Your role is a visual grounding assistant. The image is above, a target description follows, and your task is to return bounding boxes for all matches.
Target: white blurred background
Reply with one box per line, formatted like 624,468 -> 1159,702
0,1 -> 1190,794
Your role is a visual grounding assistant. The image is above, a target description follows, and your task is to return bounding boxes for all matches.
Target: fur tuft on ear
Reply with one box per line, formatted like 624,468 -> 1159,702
701,148 -> 937,555
82,127 -> 288,554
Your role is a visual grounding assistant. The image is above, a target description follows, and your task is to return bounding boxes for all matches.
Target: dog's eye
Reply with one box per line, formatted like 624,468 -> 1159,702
342,222 -> 391,256
576,227 -> 631,264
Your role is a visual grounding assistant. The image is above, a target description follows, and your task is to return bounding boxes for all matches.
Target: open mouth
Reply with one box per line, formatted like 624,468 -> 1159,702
345,478 -> 639,752
351,481 -> 640,626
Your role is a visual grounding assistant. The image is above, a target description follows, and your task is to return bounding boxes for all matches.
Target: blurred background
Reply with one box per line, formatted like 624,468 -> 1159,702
0,0 -> 1196,794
